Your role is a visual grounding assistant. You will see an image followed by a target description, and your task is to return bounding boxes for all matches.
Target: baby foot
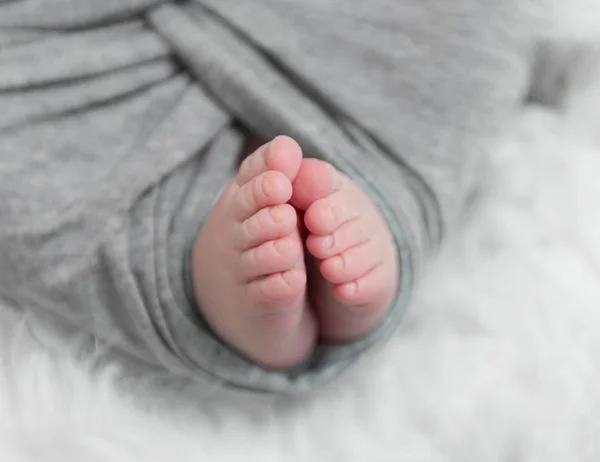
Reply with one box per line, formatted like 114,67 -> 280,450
191,136 -> 317,369
291,159 -> 398,342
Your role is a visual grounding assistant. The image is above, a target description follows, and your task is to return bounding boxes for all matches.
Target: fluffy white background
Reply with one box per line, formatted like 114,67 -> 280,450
1,3 -> 600,461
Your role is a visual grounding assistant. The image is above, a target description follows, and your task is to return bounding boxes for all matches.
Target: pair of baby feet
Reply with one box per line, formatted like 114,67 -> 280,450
192,136 -> 398,369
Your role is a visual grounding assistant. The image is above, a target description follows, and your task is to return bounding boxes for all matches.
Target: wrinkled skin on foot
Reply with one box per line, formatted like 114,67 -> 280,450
192,136 -> 316,369
192,136 -> 398,367
291,158 -> 398,342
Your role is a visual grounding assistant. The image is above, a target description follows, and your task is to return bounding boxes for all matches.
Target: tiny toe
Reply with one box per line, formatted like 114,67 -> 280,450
237,142 -> 269,186
239,236 -> 302,280
291,158 -> 343,211
236,204 -> 297,250
332,264 -> 389,306
304,188 -> 358,236
233,170 -> 292,220
266,136 -> 303,181
319,264 -> 394,342
306,218 -> 369,259
333,265 -> 395,314
320,241 -> 381,284
237,136 -> 303,185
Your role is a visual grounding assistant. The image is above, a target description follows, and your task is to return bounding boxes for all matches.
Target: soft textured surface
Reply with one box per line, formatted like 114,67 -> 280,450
1,3 -> 600,461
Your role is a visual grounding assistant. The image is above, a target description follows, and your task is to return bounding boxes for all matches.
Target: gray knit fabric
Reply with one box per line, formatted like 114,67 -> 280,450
0,0 -> 529,394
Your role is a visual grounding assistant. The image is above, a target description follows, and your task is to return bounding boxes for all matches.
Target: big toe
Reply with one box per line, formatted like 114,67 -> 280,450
291,158 -> 342,211
237,135 -> 303,186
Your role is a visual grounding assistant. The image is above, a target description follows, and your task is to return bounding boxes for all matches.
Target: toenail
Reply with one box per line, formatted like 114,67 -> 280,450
347,281 -> 358,295
332,255 -> 344,270
322,235 -> 333,249
260,176 -> 271,196
280,269 -> 295,288
275,238 -> 291,254
326,206 -> 335,221
269,206 -> 283,223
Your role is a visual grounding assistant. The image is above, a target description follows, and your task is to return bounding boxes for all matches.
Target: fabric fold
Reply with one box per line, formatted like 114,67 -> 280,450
0,0 -> 530,394
0,0 -> 166,28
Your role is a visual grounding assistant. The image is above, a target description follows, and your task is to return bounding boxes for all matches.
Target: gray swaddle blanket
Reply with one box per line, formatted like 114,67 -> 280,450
0,0 -> 529,394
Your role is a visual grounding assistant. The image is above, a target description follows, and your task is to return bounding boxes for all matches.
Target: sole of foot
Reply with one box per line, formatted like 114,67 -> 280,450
291,158 -> 398,343
191,136 -> 317,369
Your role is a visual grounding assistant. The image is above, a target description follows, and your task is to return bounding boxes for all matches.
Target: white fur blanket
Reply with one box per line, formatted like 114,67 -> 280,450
1,4 -> 599,461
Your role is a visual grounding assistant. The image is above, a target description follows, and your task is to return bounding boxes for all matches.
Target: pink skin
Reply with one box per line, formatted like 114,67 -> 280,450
191,136 -> 317,369
291,158 -> 398,342
191,136 -> 398,368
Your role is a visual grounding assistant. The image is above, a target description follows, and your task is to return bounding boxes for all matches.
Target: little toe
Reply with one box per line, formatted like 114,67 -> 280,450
233,170 -> 292,221
306,218 -> 369,260
317,263 -> 394,342
332,264 -> 392,307
236,203 -> 297,250
239,235 -> 303,281
304,187 -> 359,236
237,136 -> 303,186
320,241 -> 382,285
